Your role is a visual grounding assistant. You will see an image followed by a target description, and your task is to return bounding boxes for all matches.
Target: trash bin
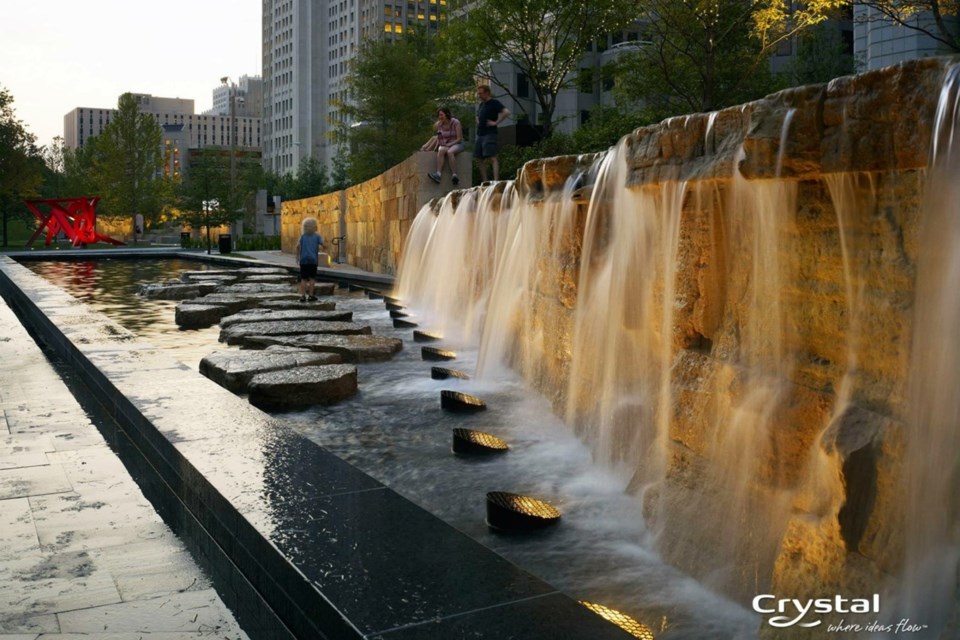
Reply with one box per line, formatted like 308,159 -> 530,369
218,234 -> 232,254
180,232 -> 190,248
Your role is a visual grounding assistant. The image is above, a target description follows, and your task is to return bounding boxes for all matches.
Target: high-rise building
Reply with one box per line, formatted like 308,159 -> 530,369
261,0 -> 449,175
207,75 -> 264,119
854,7 -> 959,71
63,93 -> 261,153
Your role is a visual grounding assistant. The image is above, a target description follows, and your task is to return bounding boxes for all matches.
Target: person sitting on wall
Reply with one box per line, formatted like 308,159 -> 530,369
295,217 -> 325,302
426,107 -> 464,186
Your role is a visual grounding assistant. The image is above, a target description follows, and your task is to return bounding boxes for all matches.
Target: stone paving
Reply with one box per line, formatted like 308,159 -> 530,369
0,296 -> 248,639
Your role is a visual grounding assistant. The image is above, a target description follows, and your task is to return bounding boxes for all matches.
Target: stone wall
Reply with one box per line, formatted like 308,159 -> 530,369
281,151 -> 471,274
507,57 -> 954,631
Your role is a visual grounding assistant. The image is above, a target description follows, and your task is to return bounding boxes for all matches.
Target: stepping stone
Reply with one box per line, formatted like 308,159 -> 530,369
200,349 -> 342,393
220,320 -> 372,345
431,366 -> 469,380
216,283 -> 295,294
385,302 -> 405,312
248,364 -> 358,409
422,346 -> 456,361
179,272 -> 238,284
366,290 -> 384,300
486,492 -> 561,532
236,267 -> 290,276
179,269 -> 239,280
138,282 -> 206,300
315,282 -> 337,296
440,390 -> 486,413
348,284 -> 364,292
241,334 -> 403,362
414,331 -> 442,343
393,318 -> 418,328
189,293 -> 291,314
390,310 -> 410,319
259,299 -> 337,311
243,274 -> 297,284
175,303 -> 229,329
383,296 -> 401,305
219,308 -> 353,329
452,428 -> 508,455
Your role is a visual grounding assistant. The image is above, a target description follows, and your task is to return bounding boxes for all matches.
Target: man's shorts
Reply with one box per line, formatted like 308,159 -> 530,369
299,262 -> 318,280
473,133 -> 498,159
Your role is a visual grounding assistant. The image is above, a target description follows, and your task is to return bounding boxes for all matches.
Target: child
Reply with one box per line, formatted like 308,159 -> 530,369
295,217 -> 325,302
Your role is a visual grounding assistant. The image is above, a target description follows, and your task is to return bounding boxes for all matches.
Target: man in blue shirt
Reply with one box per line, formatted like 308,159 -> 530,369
474,85 -> 511,182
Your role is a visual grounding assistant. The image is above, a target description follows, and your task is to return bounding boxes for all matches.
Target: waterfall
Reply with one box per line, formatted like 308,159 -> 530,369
393,61 -> 960,629
897,62 -> 960,636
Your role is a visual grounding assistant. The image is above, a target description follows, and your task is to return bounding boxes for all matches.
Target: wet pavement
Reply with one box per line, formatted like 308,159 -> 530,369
0,296 -> 249,637
0,254 -> 636,639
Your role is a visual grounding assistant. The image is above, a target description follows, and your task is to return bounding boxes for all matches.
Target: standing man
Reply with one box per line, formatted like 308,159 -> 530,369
474,85 -> 510,182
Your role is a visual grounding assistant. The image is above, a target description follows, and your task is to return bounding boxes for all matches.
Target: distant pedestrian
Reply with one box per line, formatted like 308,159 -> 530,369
427,107 -> 464,186
295,217 -> 325,302
474,85 -> 510,182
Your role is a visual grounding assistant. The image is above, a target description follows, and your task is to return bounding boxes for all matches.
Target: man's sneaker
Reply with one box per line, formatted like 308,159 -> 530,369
299,295 -> 307,302
307,295 -> 318,301
451,174 -> 459,186
427,172 -> 441,184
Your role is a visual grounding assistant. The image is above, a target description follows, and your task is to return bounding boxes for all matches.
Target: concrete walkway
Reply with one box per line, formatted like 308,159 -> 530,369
0,296 -> 248,639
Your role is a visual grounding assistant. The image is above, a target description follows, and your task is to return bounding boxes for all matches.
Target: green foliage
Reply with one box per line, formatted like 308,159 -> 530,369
496,104 -> 656,180
0,86 -> 44,245
615,0 -> 841,120
338,37 -> 438,184
440,0 -> 635,137
292,157 -> 329,199
175,148 -> 242,230
236,234 -> 282,251
89,93 -> 170,228
783,23 -> 856,86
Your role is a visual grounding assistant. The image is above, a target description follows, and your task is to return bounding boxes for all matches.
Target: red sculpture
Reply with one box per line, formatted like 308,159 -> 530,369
24,197 -> 125,248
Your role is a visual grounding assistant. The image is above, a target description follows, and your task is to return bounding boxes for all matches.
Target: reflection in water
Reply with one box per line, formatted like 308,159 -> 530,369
23,259 -> 225,370
25,256 -> 758,639
580,601 -> 657,640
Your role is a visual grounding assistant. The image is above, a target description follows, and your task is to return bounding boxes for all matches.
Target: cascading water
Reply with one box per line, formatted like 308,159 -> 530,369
894,62 -> 960,637
395,60 -> 960,637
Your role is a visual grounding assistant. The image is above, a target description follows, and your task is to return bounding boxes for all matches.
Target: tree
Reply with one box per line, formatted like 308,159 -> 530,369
440,0 -> 636,138
91,93 -> 169,236
292,157 -> 329,199
853,1 -> 959,53
0,86 -> 44,246
338,37 -> 438,184
615,0 -> 845,119
175,148 -> 238,254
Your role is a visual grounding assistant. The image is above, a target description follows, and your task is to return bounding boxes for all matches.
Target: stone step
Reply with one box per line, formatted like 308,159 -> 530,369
220,320 -> 372,345
219,309 -> 353,329
440,390 -> 486,413
175,303 -> 230,329
248,364 -> 358,409
240,334 -> 403,363
259,299 -> 337,311
422,346 -> 456,361
200,347 -> 342,393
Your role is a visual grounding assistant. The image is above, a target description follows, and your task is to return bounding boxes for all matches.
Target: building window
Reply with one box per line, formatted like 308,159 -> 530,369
516,73 -> 529,98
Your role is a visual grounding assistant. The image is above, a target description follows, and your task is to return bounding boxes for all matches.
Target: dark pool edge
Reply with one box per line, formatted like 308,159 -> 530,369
0,256 -> 634,640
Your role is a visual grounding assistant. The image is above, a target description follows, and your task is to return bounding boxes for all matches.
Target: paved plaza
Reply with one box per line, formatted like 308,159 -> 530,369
0,295 -> 248,639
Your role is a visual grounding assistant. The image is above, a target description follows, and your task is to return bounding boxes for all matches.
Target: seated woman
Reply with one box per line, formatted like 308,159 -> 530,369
426,107 -> 464,186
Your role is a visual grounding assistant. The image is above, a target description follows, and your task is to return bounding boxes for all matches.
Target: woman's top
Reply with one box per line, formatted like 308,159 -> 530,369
437,118 -> 462,147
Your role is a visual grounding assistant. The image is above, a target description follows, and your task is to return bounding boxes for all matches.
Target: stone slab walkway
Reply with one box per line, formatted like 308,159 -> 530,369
0,296 -> 248,639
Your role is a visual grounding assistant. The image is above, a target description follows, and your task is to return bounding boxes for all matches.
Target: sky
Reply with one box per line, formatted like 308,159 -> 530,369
1,0 -> 262,148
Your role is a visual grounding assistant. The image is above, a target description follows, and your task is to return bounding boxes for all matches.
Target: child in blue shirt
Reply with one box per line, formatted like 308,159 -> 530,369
295,217 -> 325,301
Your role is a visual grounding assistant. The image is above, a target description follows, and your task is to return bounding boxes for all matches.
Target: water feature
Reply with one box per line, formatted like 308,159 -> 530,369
395,61 -> 960,637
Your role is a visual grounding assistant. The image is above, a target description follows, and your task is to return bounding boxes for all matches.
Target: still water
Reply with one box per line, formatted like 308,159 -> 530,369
25,257 -> 758,640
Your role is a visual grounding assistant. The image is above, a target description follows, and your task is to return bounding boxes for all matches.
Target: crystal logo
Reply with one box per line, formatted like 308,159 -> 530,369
752,594 -> 881,628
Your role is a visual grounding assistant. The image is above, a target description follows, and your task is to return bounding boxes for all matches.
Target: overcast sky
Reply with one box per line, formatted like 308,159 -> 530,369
2,0 -> 262,148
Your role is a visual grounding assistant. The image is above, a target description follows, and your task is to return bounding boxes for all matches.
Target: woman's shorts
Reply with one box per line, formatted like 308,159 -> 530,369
299,262 -> 318,280
473,133 -> 498,159
439,143 -> 464,155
